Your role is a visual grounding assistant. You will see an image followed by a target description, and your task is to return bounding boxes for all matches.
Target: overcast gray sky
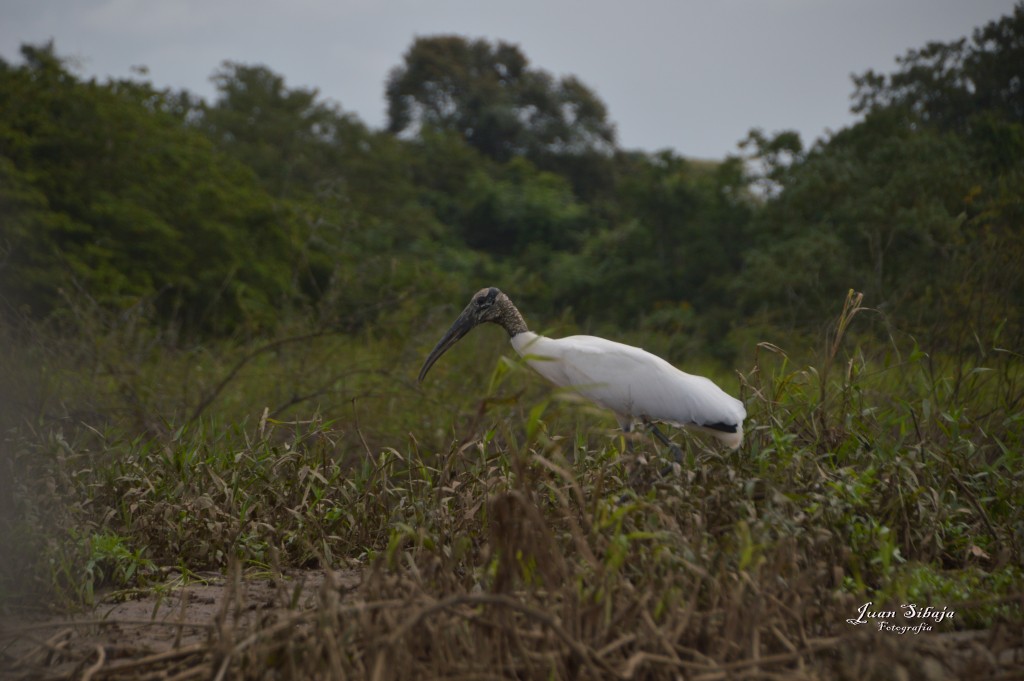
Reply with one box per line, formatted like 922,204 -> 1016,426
1,0 -> 1018,158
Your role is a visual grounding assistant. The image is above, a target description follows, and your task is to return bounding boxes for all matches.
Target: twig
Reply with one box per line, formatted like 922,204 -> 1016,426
229,599 -> 406,655
9,628 -> 73,669
0,619 -> 213,637
188,330 -> 337,422
689,637 -> 841,680
212,653 -> 232,681
383,592 -> 621,679
91,642 -> 209,674
951,475 -> 1001,548
80,645 -> 106,681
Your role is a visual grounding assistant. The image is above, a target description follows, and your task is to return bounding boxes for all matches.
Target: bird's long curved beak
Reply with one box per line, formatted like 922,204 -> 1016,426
417,308 -> 477,382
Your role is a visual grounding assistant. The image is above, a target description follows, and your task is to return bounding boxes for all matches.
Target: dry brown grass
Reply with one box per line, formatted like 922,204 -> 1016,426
2,528 -> 1021,679
2,294 -> 1022,679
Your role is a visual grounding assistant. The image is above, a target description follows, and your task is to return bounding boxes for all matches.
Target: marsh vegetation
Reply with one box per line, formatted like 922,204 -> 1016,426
2,7 -> 1023,679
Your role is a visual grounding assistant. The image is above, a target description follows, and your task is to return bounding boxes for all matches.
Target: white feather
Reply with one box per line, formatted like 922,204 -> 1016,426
511,331 -> 746,449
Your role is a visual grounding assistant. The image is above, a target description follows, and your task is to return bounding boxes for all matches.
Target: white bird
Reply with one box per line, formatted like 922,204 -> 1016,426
418,287 -> 746,454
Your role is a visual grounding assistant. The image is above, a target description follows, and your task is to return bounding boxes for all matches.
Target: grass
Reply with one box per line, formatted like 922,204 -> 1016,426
1,292 -> 1022,678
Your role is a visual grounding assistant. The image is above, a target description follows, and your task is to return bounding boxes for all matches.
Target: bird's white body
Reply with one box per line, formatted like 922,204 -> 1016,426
510,331 -> 746,449
418,287 -> 747,452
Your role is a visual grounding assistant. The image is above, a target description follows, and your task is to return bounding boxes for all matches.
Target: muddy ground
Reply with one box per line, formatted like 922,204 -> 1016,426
0,569 -> 362,680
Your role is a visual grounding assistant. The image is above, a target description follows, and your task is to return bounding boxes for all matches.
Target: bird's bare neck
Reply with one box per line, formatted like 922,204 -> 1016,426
496,298 -> 529,337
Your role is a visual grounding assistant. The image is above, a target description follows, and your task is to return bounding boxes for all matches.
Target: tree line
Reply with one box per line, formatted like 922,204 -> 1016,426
2,6 -> 1022,358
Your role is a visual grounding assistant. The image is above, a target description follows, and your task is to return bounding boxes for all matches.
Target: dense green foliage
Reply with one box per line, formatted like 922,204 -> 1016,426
739,7 -> 1024,344
386,35 -> 616,196
0,46 -> 300,332
0,10 -> 1022,675
4,9 -> 1023,353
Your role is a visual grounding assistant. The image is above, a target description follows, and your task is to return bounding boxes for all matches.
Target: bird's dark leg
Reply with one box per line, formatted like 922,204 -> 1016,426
643,419 -> 684,468
621,421 -> 635,453
619,419 -> 683,501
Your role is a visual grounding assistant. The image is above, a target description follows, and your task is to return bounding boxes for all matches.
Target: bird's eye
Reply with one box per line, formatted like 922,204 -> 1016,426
475,297 -> 489,308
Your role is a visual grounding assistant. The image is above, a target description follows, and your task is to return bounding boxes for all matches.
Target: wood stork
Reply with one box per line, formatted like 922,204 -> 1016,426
418,287 -> 746,455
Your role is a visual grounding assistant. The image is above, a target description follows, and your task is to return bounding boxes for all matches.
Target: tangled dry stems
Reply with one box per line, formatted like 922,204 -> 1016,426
3,294 -> 1023,679
3,549 -> 1022,680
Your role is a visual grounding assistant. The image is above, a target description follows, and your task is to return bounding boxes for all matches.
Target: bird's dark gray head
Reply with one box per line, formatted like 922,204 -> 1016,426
418,287 -> 526,382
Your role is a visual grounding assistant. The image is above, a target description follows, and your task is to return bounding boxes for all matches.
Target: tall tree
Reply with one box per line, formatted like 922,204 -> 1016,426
0,44 -> 295,332
734,4 -> 1024,346
385,35 -> 616,192
851,3 -> 1024,132
198,62 -> 368,198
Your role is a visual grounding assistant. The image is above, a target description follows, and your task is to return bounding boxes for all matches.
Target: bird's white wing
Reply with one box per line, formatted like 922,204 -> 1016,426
513,333 -> 745,432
